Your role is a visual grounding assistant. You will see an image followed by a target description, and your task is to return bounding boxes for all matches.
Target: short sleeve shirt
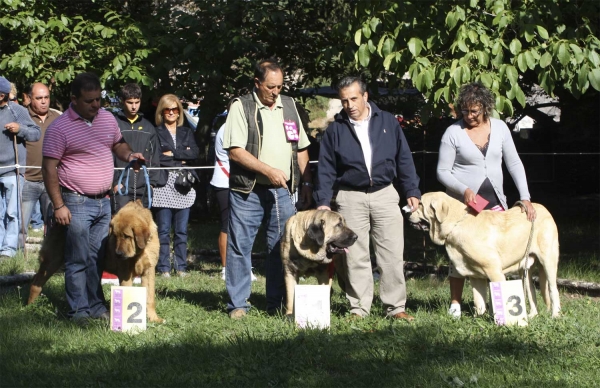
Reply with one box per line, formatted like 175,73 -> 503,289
43,106 -> 123,195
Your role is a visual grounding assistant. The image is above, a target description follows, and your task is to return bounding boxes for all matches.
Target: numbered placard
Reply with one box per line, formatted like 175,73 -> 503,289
490,280 -> 528,327
294,285 -> 330,329
111,286 -> 147,333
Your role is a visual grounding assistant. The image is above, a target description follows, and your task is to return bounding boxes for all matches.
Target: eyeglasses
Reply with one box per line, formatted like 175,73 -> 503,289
163,107 -> 179,114
9,97 -> 17,101
461,109 -> 482,117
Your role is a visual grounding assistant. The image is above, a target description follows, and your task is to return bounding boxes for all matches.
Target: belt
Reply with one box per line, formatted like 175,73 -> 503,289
254,183 -> 277,190
338,183 -> 390,194
60,186 -> 109,200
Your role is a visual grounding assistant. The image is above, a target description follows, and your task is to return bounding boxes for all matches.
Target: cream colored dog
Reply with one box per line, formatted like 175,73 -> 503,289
407,192 -> 560,318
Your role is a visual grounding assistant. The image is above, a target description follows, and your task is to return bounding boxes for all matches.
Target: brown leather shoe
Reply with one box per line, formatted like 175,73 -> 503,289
391,311 -> 414,322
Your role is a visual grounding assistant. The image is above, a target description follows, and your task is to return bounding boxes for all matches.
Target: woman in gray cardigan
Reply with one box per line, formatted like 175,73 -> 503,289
437,82 -> 536,318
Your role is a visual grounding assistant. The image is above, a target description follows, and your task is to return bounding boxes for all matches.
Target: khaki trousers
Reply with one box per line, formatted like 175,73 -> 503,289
335,184 -> 407,316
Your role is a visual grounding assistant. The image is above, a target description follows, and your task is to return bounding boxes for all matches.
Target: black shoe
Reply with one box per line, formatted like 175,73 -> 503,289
95,311 -> 110,321
71,316 -> 92,327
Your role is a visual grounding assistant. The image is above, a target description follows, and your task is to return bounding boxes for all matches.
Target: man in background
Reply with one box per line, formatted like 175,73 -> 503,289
18,83 -> 60,249
0,76 -> 40,260
112,83 -> 164,213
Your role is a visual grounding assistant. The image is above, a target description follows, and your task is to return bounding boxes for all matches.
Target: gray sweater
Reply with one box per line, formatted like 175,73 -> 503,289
0,101 -> 41,177
437,117 -> 530,210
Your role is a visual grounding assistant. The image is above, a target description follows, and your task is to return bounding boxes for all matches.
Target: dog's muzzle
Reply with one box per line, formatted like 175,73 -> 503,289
409,220 -> 430,232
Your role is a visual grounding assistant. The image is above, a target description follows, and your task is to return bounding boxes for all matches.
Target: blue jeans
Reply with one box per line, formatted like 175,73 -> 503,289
62,193 -> 110,319
19,180 -> 50,248
0,174 -> 24,257
153,207 -> 190,273
226,186 -> 294,313
31,201 -> 44,228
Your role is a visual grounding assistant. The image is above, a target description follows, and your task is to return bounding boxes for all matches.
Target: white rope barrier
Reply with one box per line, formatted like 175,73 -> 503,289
1,151 -> 598,171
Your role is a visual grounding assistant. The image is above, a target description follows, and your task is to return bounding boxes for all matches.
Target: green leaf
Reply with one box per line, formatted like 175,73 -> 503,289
557,43 -> 570,66
524,51 -> 535,70
524,24 -> 535,43
382,38 -> 393,57
589,50 -> 600,67
414,72 -> 424,91
480,34 -> 490,47
424,68 -> 434,89
517,53 -> 527,72
588,68 -> 600,91
383,53 -> 395,69
358,44 -> 370,67
536,25 -> 549,40
578,64 -> 589,90
540,52 -> 552,68
481,73 -> 493,88
506,65 -> 518,85
369,17 -> 381,33
509,39 -> 522,55
367,39 -> 376,54
467,30 -> 478,44
569,44 -> 584,64
408,37 -> 423,57
445,11 -> 458,30
354,29 -> 361,46
475,51 -> 489,66
453,66 -> 462,86
458,38 -> 468,53
514,84 -> 526,107
362,23 -> 371,39
434,87 -> 445,102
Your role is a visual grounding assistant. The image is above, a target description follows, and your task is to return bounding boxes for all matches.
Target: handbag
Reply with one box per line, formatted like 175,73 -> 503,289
174,169 -> 196,193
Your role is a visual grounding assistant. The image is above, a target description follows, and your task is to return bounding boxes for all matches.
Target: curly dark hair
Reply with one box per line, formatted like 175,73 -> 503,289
456,82 -> 495,120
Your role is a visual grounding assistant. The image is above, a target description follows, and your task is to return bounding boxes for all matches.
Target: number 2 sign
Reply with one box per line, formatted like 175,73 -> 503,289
490,280 -> 528,326
110,286 -> 147,333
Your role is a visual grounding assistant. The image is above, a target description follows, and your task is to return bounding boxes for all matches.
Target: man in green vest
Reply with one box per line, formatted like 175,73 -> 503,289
223,58 -> 313,319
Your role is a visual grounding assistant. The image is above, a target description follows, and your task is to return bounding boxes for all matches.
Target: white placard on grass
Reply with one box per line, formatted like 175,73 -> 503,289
111,286 -> 147,333
294,285 -> 330,329
490,280 -> 528,326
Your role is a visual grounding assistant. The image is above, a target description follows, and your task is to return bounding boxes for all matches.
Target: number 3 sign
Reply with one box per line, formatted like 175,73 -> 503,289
490,280 -> 528,326
110,286 -> 147,333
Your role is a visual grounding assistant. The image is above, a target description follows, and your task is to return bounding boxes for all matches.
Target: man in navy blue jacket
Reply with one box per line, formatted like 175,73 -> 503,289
314,76 -> 420,321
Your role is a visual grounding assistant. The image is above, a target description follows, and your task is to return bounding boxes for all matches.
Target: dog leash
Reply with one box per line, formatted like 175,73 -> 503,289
116,159 -> 152,208
514,201 -> 536,302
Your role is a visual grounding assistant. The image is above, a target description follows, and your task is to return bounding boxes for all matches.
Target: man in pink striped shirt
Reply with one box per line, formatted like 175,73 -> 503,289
42,73 -> 144,325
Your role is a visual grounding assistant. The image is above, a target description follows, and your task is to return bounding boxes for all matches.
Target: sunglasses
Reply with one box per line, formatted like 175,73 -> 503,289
163,107 -> 179,114
461,109 -> 482,117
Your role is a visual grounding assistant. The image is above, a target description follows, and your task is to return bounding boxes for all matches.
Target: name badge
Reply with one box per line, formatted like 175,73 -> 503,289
284,120 -> 299,142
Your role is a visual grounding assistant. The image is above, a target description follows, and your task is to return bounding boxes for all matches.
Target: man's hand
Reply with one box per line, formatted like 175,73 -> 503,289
4,122 -> 20,134
265,167 -> 288,188
54,206 -> 71,226
406,196 -> 420,212
129,152 -> 145,172
297,185 -> 314,211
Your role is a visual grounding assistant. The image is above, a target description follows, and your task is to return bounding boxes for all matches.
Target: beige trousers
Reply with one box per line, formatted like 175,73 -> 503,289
335,184 -> 407,316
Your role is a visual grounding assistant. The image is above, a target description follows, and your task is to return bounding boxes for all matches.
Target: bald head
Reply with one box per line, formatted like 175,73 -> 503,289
29,83 -> 50,117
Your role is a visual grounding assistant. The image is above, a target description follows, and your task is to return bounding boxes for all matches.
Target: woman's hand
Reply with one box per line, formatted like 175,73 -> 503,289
520,200 -> 536,222
463,188 -> 476,205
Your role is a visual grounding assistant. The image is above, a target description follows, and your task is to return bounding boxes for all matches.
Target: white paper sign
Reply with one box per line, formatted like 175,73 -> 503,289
294,285 -> 330,329
111,286 -> 147,333
490,280 -> 528,326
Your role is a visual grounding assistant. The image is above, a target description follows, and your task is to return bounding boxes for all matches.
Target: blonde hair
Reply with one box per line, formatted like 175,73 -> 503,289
155,94 -> 184,126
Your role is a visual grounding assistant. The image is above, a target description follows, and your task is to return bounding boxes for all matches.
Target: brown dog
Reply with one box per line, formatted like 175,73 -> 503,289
280,209 -> 357,316
28,200 -> 164,323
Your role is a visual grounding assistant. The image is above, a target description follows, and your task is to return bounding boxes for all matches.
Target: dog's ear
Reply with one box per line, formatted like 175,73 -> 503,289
306,220 -> 325,246
431,199 -> 449,224
134,226 -> 150,250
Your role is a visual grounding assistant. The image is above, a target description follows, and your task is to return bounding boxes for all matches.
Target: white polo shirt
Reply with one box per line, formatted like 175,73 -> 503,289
349,106 -> 372,177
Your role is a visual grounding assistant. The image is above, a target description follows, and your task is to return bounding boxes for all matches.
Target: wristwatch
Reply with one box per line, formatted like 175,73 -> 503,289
302,182 -> 314,188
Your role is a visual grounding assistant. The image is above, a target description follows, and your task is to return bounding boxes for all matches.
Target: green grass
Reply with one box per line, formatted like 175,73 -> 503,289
1,215 -> 598,387
1,268 -> 599,387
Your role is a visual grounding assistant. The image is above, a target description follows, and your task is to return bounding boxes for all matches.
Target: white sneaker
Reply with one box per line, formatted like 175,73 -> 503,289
221,267 -> 226,281
250,269 -> 257,282
448,304 -> 461,319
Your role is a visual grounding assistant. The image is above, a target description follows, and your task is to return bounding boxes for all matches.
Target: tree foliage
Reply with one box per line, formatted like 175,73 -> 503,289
0,0 -> 154,100
348,0 -> 600,120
